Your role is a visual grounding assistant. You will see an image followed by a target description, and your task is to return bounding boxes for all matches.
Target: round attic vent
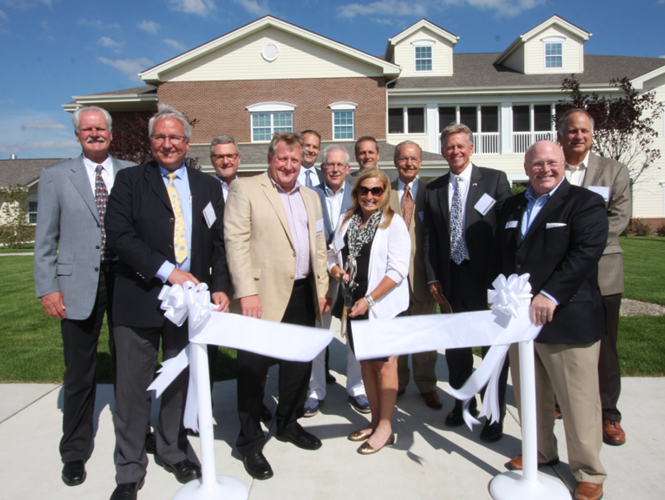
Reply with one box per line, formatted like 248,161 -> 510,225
262,43 -> 279,62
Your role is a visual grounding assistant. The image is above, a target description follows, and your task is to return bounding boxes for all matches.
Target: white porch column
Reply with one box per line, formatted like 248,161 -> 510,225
500,103 -> 512,154
426,103 -> 439,154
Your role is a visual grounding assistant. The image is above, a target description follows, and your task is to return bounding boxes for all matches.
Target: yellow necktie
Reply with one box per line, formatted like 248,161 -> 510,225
166,173 -> 188,264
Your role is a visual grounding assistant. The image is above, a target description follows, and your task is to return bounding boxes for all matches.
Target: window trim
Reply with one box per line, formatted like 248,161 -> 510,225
28,200 -> 38,225
542,36 -> 565,69
388,106 -> 426,135
329,102 -> 357,141
412,39 -> 434,73
247,102 -> 296,143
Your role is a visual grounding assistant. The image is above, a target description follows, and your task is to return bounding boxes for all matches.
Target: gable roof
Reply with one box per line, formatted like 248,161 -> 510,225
139,16 -> 400,84
494,15 -> 591,66
0,159 -> 66,188
385,19 -> 459,61
62,85 -> 157,113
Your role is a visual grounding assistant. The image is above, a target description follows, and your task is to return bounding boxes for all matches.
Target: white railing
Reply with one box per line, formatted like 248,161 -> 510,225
512,131 -> 556,153
472,132 -> 500,154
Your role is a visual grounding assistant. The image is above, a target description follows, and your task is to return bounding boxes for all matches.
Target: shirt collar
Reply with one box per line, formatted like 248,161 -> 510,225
450,163 -> 473,184
81,153 -> 113,172
525,177 -> 565,203
324,183 -> 344,197
398,177 -> 418,191
270,174 -> 301,194
159,163 -> 187,180
565,151 -> 591,171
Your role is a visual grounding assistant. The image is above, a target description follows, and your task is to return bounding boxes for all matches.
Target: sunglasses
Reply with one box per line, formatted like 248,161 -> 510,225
358,186 -> 384,196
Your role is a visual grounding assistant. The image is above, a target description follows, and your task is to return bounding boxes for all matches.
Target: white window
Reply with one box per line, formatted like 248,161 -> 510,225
28,201 -> 37,224
246,102 -> 296,142
412,40 -> 434,72
329,102 -> 357,140
543,37 -> 564,69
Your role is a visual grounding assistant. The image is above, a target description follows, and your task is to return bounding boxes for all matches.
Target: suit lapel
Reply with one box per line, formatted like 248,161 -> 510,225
583,153 -> 602,188
521,181 -> 568,246
438,173 -> 451,228
465,165 -> 483,227
260,173 -> 295,248
188,169 -> 204,241
69,157 -> 100,223
146,161 -> 173,213
512,195 -> 527,249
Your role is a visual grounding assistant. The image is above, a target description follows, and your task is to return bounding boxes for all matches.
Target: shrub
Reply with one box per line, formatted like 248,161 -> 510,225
625,218 -> 652,237
656,223 -> 665,237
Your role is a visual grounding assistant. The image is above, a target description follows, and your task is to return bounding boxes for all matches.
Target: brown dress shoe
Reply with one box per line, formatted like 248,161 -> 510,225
504,455 -> 560,471
421,391 -> 443,409
574,482 -> 603,500
603,420 -> 626,446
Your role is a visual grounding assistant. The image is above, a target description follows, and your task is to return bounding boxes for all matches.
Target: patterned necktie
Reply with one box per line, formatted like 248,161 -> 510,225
94,165 -> 114,263
401,184 -> 414,227
450,177 -> 467,265
305,169 -> 313,188
166,173 -> 189,264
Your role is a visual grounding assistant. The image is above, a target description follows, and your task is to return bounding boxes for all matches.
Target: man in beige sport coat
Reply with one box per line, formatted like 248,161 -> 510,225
558,108 -> 631,447
224,132 -> 330,481
389,141 -> 440,410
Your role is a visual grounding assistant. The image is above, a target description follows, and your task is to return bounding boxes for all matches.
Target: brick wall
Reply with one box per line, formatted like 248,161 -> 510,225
157,77 -> 386,144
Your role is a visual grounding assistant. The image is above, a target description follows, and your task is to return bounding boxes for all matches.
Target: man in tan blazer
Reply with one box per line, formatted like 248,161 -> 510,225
558,108 -> 631,446
224,132 -> 330,481
389,141 -> 441,409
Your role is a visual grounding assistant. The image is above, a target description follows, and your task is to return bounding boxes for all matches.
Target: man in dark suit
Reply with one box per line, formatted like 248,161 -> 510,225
105,103 -> 230,500
423,123 -> 512,441
389,141 -> 440,410
558,108 -> 631,446
495,140 -> 608,500
297,129 -> 325,188
34,106 -> 134,487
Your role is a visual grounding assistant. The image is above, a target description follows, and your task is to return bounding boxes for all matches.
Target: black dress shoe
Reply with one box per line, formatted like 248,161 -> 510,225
480,420 -> 504,442
259,403 -> 273,422
445,405 -> 479,427
242,452 -> 274,480
62,460 -> 86,486
110,478 -> 145,500
163,458 -> 202,484
325,371 -> 337,384
144,433 -> 157,455
275,425 -> 322,450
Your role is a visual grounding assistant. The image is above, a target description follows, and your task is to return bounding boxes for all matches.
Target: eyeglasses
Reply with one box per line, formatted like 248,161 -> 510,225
323,163 -> 348,170
530,161 -> 562,170
151,135 -> 187,145
396,156 -> 421,164
358,186 -> 384,197
211,154 -> 239,161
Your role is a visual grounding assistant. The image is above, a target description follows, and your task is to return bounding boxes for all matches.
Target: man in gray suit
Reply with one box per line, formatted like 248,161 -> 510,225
558,108 -> 632,446
34,106 -> 133,486
303,144 -> 368,417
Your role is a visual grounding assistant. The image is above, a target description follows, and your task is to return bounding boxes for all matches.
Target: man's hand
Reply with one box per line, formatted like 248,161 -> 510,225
319,297 -> 332,316
240,295 -> 262,318
428,281 -> 447,307
530,293 -> 556,326
212,292 -> 230,313
168,269 -> 200,286
41,292 -> 66,319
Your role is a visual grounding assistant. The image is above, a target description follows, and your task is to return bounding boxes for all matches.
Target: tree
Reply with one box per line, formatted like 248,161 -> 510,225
557,76 -> 662,184
1,184 -> 30,248
108,112 -> 201,169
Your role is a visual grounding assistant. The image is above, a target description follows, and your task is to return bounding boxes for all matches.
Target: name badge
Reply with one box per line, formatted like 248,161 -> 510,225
474,193 -> 496,216
316,219 -> 324,235
505,220 -> 519,229
203,202 -> 216,228
588,186 -> 610,202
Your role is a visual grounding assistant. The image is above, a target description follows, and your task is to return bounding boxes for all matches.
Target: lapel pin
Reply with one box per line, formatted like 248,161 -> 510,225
472,183 -> 478,186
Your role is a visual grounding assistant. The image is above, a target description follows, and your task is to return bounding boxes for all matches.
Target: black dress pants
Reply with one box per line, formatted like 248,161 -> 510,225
599,293 -> 622,421
236,278 -> 316,457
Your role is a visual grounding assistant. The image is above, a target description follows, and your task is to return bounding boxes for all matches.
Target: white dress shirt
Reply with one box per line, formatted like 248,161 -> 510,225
217,175 -> 237,202
565,151 -> 590,187
397,177 -> 419,205
297,166 -> 322,189
448,164 -> 473,260
324,183 -> 347,228
82,154 -> 114,194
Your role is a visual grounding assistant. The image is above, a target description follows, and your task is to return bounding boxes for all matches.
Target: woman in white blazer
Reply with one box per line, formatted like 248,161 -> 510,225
329,169 -> 411,454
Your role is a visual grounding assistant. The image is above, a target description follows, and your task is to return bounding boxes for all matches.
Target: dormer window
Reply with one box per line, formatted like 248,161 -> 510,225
412,40 -> 434,72
543,36 -> 565,68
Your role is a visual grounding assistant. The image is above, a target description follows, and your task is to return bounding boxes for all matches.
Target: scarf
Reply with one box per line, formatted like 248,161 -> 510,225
344,209 -> 382,291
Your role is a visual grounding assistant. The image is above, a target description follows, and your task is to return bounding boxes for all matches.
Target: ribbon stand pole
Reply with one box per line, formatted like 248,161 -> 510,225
173,342 -> 247,500
488,339 -> 569,500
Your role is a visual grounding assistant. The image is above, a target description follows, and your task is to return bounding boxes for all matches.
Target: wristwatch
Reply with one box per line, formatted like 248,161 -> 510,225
364,294 -> 376,308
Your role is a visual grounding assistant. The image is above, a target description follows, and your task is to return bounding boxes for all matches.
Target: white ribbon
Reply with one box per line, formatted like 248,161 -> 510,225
148,282 -> 334,432
351,274 -> 542,430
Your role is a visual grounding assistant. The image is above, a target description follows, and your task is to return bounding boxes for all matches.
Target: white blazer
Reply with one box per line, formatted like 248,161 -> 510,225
328,212 -> 411,320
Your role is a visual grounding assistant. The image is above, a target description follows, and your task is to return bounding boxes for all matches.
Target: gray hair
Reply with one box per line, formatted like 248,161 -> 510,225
210,135 -> 239,155
72,106 -> 112,133
557,108 -> 595,136
149,103 -> 192,140
394,140 -> 422,159
440,123 -> 473,147
321,144 -> 350,166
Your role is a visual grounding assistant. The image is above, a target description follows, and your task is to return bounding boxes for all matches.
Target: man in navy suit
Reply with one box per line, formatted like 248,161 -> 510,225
494,140 -> 608,500
303,145 -> 369,417
106,103 -> 230,500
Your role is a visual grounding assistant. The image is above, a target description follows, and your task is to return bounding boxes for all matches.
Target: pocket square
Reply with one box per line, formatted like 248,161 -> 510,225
505,220 -> 518,229
546,222 -> 567,229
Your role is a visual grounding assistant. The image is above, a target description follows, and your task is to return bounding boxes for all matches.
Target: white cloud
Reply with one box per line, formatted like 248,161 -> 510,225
138,20 -> 159,34
98,57 -> 153,82
337,0 -> 427,19
20,120 -> 67,131
660,55 -> 665,59
168,0 -> 216,16
337,0 -> 542,19
0,99 -> 16,105
0,0 -> 51,8
372,17 -> 397,25
77,19 -> 120,29
232,0 -> 270,16
98,36 -> 125,51
464,0 -> 544,17
163,39 -> 186,51
0,140 -> 78,154
0,8 -> 8,20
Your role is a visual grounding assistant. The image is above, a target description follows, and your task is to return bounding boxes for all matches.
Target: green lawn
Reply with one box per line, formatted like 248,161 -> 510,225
2,237 -> 663,382
0,243 -> 34,254
0,256 -> 236,383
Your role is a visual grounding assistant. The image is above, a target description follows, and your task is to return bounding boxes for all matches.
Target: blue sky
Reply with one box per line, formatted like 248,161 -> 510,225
1,0 -> 664,160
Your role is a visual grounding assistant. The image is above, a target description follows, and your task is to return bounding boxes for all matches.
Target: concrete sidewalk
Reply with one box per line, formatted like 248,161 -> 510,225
1,336 -> 663,500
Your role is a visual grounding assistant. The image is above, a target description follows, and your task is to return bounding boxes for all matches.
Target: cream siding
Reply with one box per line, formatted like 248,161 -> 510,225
387,133 -> 429,151
160,27 -> 383,82
502,46 -> 525,74
393,29 -> 453,77
523,26 -> 584,75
